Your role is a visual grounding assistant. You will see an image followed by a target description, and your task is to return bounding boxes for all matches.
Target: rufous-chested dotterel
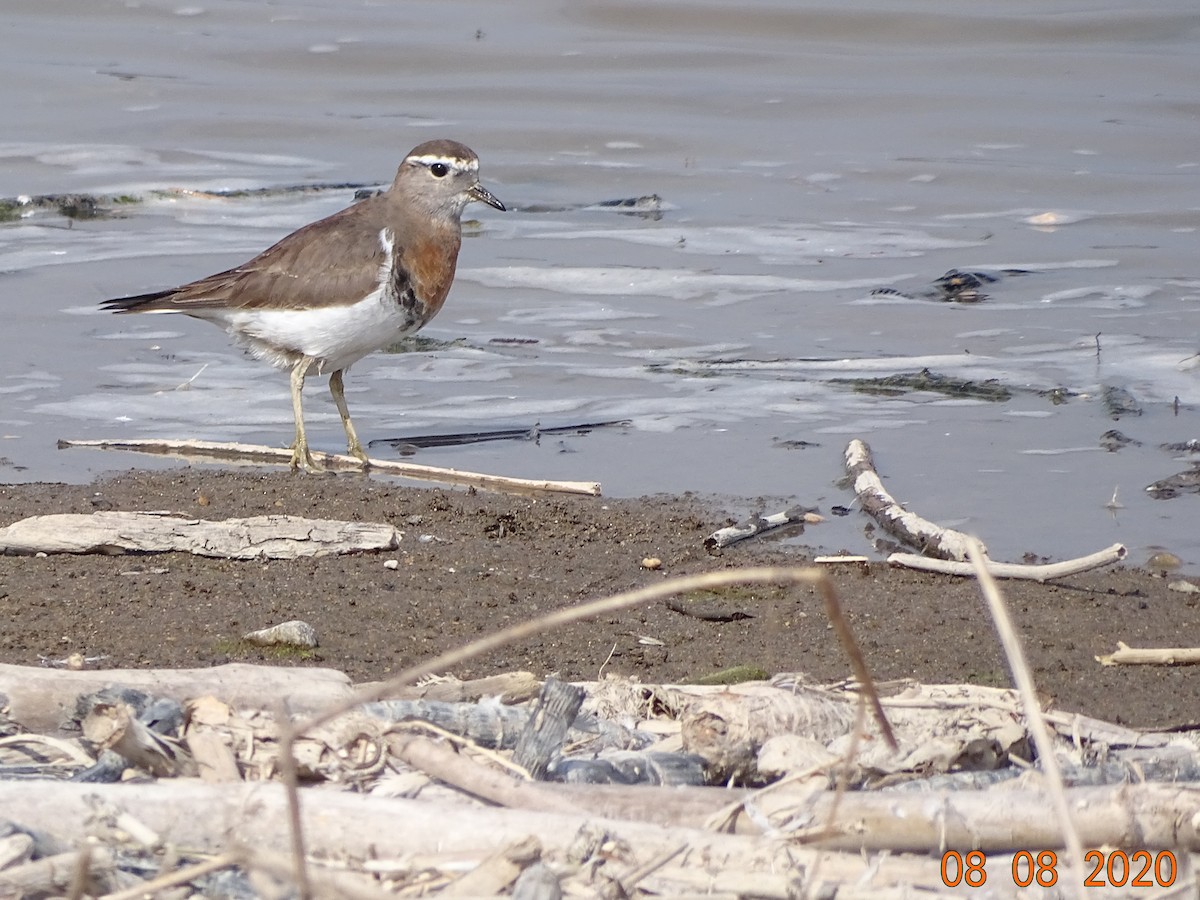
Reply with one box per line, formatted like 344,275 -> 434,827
102,139 -> 505,471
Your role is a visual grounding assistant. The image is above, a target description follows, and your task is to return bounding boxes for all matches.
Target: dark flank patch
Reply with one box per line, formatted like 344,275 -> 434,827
387,258 -> 424,330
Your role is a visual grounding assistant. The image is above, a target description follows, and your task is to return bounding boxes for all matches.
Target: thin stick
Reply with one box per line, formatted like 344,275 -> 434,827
58,438 -> 601,497
98,852 -> 241,900
618,843 -> 687,893
273,704 -> 312,900
966,538 -> 1086,899
889,542 -> 1126,581
814,576 -> 897,750
597,642 -> 618,680
800,695 -> 867,899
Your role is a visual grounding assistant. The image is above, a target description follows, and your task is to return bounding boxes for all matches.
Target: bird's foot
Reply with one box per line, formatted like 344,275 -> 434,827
289,441 -> 322,473
346,439 -> 371,470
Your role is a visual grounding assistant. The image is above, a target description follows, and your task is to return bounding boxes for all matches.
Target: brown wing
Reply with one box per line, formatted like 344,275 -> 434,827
102,198 -> 390,314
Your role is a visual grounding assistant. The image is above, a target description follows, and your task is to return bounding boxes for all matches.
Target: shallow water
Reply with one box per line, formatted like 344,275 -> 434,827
3,0 -> 1199,568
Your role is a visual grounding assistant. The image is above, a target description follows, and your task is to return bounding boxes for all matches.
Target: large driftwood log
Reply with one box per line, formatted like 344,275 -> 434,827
0,781 -> 865,883
0,780 -> 1023,896
0,511 -> 398,558
0,663 -> 353,733
58,438 -> 602,496
844,439 -> 981,560
0,779 -> 1197,858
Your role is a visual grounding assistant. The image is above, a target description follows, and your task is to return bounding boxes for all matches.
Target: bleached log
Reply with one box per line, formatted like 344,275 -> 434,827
844,439 -> 980,560
0,662 -> 353,733
0,780 -> 962,892
0,781 -> 802,875
0,779 -> 1197,858
58,438 -> 602,496
1096,641 -> 1200,666
725,779 -> 1200,852
0,511 -> 398,558
890,543 -> 1127,581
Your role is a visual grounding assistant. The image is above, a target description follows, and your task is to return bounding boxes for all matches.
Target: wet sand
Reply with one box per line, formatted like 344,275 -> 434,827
1,469 -> 1196,730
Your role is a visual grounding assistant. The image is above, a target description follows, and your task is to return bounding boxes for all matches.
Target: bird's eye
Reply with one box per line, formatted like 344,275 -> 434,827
429,162 -> 449,178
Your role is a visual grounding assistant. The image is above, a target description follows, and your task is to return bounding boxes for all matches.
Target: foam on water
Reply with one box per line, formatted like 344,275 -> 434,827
536,223 -> 986,263
468,265 -> 893,305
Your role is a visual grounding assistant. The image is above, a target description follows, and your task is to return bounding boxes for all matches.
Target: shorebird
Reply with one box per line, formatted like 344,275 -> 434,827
102,139 -> 505,471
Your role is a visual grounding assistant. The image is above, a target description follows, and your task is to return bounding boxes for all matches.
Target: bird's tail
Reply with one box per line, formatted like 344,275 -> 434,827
100,289 -> 176,314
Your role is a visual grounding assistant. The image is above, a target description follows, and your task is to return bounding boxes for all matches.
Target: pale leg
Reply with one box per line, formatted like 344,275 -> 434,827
289,357 -> 320,471
329,369 -> 369,464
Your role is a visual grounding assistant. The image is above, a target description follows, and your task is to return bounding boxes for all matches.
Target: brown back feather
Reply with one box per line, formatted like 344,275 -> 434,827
105,196 -> 394,313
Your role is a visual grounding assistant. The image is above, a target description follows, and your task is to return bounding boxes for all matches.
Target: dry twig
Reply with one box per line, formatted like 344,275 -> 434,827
58,438 -> 601,496
966,539 -> 1087,899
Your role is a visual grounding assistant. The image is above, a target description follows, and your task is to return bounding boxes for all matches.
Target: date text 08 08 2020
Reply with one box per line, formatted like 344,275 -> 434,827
940,849 -> 1178,889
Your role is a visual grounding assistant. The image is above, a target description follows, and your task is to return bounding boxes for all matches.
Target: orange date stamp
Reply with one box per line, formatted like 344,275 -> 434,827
940,849 -> 1179,889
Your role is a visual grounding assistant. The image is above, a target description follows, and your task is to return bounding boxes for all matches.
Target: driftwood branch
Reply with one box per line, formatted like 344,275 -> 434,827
889,542 -> 1127,581
704,508 -> 821,550
1097,641 -> 1200,666
846,440 -> 1127,578
844,439 -> 980,560
0,511 -> 398,558
58,438 -> 602,496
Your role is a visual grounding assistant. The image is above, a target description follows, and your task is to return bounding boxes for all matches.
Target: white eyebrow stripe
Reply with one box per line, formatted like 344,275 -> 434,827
408,154 -> 478,171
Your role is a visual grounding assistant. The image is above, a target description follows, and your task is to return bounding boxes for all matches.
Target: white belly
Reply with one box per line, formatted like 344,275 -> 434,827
201,286 -> 420,373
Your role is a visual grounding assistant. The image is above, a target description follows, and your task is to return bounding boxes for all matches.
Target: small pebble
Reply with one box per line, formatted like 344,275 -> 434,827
1168,580 -> 1200,594
383,559 -> 399,570
243,620 -> 318,649
1147,551 -> 1182,572
641,557 -> 662,570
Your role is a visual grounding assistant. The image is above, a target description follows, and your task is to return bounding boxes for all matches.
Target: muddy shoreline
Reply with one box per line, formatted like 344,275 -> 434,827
1,469 -> 1195,729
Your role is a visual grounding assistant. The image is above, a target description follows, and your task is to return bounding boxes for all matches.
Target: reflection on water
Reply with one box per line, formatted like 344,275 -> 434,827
3,0 -> 1199,568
